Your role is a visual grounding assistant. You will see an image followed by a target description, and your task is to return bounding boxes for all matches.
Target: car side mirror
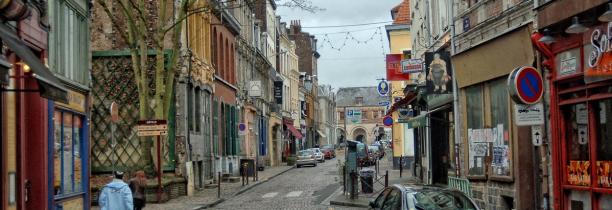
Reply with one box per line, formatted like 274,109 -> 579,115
369,201 -> 378,208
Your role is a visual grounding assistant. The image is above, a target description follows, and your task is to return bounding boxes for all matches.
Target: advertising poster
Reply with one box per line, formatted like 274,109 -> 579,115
568,160 -> 591,186
424,51 -> 453,94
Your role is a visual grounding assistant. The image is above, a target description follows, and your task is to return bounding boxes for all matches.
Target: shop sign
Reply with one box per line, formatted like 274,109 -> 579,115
514,103 -> 544,126
424,51 -> 453,95
386,54 -> 410,81
377,80 -> 390,96
559,56 -> 577,76
56,90 -> 86,113
248,81 -> 262,97
136,120 -> 168,136
274,81 -> 283,104
401,59 -> 423,73
586,23 -> 612,76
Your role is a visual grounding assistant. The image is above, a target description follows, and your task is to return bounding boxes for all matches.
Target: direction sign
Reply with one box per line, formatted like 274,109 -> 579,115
508,66 -> 544,105
383,116 -> 393,126
137,130 -> 168,137
532,125 -> 543,146
377,80 -> 390,96
378,101 -> 390,106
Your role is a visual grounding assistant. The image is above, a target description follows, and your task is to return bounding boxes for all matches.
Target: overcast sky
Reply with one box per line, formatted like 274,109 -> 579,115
277,0 -> 400,90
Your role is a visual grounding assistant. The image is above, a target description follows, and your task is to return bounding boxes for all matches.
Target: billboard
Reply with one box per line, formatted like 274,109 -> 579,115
386,54 -> 410,81
424,51 -> 453,94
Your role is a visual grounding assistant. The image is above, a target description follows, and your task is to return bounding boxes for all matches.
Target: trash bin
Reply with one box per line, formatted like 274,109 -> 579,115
360,168 -> 375,193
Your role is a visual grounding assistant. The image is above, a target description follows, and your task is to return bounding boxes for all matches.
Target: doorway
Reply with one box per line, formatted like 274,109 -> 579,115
430,109 -> 450,186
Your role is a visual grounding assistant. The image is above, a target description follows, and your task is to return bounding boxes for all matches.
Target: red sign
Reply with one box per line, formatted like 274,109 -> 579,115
383,116 -> 393,127
386,54 -> 410,81
508,66 -> 543,105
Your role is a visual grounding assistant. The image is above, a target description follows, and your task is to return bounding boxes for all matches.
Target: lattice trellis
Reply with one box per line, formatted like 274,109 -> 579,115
91,50 -> 176,172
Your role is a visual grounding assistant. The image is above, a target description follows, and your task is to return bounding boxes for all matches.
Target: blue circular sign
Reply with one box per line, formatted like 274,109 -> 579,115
508,66 -> 543,105
378,81 -> 389,96
383,116 -> 393,127
238,123 -> 246,131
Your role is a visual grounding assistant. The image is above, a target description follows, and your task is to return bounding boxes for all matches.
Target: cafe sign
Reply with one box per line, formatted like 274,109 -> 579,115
587,23 -> 612,76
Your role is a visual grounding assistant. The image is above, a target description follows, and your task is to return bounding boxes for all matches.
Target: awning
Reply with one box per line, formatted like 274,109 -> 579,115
0,24 -> 68,102
285,122 -> 303,139
398,104 -> 452,128
451,26 -> 533,88
316,130 -> 326,138
386,91 -> 418,115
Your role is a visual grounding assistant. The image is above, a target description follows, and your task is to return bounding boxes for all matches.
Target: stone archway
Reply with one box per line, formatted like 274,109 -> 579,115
352,128 -> 367,143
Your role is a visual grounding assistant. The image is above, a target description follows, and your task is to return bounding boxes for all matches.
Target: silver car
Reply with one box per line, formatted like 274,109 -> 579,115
310,148 -> 325,162
370,184 -> 481,210
296,150 -> 317,168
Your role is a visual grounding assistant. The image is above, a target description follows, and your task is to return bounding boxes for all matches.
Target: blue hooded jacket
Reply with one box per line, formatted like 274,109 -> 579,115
99,179 -> 134,210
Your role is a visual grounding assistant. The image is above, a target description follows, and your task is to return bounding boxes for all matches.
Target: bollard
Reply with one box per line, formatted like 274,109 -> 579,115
342,165 -> 346,195
242,164 -> 245,186
217,172 -> 221,198
399,155 -> 403,178
385,170 -> 389,187
350,170 -> 357,200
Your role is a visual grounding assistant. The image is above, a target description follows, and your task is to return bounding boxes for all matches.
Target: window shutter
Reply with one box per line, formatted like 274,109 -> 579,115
212,99 -> 218,156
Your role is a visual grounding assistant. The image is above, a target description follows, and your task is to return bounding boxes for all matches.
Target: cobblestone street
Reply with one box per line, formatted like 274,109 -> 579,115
213,157 -> 363,210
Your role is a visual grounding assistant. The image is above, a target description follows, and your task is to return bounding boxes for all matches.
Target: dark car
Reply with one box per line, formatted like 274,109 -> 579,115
321,144 -> 336,159
369,184 -> 480,210
357,142 -> 371,167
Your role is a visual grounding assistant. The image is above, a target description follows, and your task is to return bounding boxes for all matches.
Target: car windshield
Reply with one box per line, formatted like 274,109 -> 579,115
409,190 -> 477,210
299,150 -> 313,156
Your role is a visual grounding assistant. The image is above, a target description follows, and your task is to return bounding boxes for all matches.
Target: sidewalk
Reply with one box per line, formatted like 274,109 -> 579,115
91,165 -> 294,210
329,149 -> 421,208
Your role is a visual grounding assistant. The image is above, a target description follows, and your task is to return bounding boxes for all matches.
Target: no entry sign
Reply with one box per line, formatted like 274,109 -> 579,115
508,66 -> 544,105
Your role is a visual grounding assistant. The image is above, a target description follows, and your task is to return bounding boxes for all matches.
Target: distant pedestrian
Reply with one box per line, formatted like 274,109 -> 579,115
129,170 -> 147,210
99,171 -> 133,210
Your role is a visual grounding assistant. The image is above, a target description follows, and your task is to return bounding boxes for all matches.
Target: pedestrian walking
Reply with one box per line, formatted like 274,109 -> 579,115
129,170 -> 147,210
99,171 -> 133,210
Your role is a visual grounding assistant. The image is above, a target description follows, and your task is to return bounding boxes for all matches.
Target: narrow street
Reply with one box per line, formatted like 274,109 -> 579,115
213,158 -> 362,210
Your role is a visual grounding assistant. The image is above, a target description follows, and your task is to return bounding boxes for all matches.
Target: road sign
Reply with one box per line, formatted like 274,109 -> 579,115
136,120 -> 168,137
508,66 -> 544,105
377,80 -> 389,96
110,102 -> 119,123
238,123 -> 247,136
532,125 -> 543,146
514,103 -> 544,126
383,116 -> 393,126
378,101 -> 390,106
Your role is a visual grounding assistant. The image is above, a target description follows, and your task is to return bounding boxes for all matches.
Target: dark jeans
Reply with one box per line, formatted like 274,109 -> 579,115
134,198 -> 145,210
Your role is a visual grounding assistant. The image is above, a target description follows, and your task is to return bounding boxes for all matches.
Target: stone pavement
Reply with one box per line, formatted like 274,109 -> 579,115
91,165 -> 293,210
329,148 -> 421,208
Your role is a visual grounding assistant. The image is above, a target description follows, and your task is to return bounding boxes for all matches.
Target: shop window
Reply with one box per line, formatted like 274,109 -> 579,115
490,79 -> 511,177
596,99 -> 612,188
53,110 -> 84,196
600,194 -> 612,210
568,190 -> 591,210
465,84 -> 485,176
564,103 -> 590,186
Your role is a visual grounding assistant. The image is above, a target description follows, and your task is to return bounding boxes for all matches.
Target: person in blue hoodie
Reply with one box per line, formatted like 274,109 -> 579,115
99,171 -> 134,210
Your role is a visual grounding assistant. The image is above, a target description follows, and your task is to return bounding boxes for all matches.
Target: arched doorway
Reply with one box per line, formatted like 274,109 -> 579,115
352,128 -> 367,143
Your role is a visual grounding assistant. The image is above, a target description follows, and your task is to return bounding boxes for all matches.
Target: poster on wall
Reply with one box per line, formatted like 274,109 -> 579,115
568,160 -> 591,186
468,128 -> 488,176
597,161 -> 612,188
424,51 -> 453,94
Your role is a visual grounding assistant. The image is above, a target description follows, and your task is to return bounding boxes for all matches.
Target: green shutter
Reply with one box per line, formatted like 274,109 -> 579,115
224,104 -> 230,156
212,99 -> 218,155
233,106 -> 240,155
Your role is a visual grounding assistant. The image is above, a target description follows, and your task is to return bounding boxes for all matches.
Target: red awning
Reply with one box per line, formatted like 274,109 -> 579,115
386,91 -> 418,116
285,123 -> 303,139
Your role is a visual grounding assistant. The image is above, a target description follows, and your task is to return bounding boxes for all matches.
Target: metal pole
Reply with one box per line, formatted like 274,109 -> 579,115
343,165 -> 346,194
157,135 -> 162,202
217,172 -> 221,198
111,123 -> 116,171
450,0 -> 461,178
400,155 -> 403,178
385,170 -> 389,187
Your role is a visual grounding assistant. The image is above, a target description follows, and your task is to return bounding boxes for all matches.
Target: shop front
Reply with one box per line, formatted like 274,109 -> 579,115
49,90 -> 89,210
538,22 -> 612,209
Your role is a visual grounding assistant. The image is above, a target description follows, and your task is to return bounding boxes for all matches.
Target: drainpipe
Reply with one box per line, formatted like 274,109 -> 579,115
449,0 -> 461,177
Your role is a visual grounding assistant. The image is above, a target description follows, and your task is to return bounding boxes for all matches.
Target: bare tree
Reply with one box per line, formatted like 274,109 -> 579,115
276,0 -> 325,13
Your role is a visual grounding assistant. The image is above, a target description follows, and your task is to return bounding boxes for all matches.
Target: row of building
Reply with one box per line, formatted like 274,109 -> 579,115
385,0 -> 612,209
0,0 -> 337,209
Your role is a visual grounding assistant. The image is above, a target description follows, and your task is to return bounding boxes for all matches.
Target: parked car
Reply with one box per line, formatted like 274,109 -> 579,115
296,150 -> 317,168
369,184 -> 480,210
309,148 -> 325,162
368,145 -> 382,162
321,144 -> 336,159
